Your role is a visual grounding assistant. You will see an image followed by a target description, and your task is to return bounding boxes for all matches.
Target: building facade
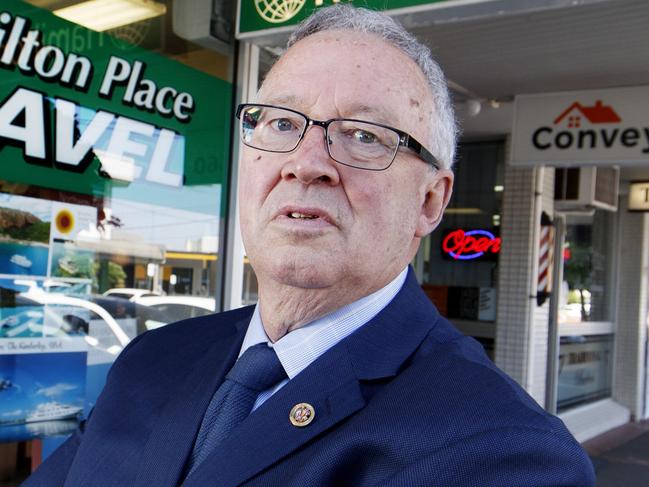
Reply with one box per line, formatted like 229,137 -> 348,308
228,0 -> 649,445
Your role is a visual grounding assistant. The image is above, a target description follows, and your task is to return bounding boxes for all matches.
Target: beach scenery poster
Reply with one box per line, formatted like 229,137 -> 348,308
48,243 -> 97,282
0,194 -> 52,277
0,351 -> 86,442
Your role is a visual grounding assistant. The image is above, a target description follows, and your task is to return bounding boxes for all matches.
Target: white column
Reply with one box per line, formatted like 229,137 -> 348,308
223,42 -> 260,310
613,187 -> 649,419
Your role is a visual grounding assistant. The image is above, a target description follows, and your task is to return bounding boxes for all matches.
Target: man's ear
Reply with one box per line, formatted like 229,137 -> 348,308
415,169 -> 453,238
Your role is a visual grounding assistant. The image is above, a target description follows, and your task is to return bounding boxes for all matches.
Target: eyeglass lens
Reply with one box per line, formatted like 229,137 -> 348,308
240,105 -> 400,170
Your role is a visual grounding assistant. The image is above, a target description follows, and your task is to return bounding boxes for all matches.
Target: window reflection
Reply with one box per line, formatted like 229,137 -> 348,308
557,334 -> 613,412
559,210 -> 614,324
0,191 -> 220,326
419,141 -> 504,326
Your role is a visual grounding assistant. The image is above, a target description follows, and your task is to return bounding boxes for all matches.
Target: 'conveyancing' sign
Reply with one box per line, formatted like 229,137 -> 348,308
510,86 -> 649,167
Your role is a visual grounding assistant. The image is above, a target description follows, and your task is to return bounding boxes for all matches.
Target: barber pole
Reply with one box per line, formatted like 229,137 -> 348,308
537,214 -> 554,306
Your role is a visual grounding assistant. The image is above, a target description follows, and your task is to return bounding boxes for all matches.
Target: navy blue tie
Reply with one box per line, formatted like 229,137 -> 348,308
184,343 -> 286,479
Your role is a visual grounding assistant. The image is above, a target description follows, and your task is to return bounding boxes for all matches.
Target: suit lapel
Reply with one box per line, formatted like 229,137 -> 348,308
185,269 -> 440,486
134,312 -> 251,487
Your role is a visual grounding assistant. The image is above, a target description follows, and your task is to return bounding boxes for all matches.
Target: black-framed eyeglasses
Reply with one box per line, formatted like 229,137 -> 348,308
235,103 -> 440,171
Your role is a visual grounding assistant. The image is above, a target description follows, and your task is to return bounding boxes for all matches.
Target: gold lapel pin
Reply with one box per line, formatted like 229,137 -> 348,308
289,403 -> 315,427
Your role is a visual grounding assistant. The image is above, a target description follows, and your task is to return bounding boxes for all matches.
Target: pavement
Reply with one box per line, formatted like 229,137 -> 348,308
583,420 -> 649,486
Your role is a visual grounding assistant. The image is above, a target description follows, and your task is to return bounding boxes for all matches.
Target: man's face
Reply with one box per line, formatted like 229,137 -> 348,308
239,30 -> 453,296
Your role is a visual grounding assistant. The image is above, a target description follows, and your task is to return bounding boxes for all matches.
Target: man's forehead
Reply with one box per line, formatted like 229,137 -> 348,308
259,31 -> 432,127
268,30 -> 420,82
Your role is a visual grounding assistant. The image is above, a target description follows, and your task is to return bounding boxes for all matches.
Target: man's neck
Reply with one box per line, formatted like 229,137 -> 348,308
257,278 -> 380,342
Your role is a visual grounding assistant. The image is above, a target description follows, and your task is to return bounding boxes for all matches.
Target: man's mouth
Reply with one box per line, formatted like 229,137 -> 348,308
288,212 -> 318,220
276,206 -> 334,227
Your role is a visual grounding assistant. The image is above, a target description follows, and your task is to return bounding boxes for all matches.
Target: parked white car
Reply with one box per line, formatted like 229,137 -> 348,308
102,288 -> 161,302
1,290 -> 133,363
134,296 -> 215,325
20,289 -> 129,344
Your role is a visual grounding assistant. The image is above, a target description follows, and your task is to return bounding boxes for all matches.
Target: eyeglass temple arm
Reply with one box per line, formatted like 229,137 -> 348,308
400,135 -> 441,170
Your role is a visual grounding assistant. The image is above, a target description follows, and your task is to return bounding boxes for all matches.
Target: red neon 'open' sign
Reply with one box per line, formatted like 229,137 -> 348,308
442,229 -> 502,260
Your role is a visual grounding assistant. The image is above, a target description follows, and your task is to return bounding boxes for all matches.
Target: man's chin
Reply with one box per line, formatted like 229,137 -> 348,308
267,260 -> 338,290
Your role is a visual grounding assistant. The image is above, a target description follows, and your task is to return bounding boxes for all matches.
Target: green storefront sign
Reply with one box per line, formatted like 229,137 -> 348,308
0,0 -> 232,213
238,0 -> 453,37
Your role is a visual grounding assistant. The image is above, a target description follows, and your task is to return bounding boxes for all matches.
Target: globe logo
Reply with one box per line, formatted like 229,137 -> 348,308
108,20 -> 152,50
255,0 -> 307,24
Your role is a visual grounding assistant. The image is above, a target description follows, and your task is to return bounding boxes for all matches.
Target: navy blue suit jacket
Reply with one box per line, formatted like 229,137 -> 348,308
26,270 -> 595,486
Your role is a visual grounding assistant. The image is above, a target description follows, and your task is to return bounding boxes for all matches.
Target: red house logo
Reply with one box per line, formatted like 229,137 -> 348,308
553,100 -> 621,128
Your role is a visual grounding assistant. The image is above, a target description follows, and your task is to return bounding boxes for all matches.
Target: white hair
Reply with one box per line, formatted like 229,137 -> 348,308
284,4 -> 457,169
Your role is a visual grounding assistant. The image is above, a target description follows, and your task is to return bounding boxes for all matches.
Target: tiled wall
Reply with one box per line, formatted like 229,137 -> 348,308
495,161 -> 554,406
494,163 -> 535,387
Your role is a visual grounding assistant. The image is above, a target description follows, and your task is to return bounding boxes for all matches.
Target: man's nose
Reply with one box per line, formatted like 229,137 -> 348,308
280,125 -> 340,185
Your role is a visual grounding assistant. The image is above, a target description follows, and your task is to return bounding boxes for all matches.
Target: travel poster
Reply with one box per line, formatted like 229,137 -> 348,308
0,350 -> 86,442
48,243 -> 96,282
0,193 -> 51,277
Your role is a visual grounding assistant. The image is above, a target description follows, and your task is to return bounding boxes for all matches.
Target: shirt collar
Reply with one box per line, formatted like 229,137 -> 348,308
239,268 -> 408,379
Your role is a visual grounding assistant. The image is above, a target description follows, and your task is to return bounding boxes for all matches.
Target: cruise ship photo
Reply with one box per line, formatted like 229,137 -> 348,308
25,402 -> 83,424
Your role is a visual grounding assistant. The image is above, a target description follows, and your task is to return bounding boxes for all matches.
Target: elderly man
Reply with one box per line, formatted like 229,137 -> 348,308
26,5 -> 595,486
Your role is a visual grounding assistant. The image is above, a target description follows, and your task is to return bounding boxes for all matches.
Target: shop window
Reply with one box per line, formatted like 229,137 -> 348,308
0,0 -> 235,476
555,210 -> 615,411
559,210 -> 615,324
418,140 -> 505,324
557,334 -> 613,412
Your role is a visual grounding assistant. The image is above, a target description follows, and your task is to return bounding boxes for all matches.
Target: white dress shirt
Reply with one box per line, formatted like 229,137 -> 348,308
238,267 -> 408,411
